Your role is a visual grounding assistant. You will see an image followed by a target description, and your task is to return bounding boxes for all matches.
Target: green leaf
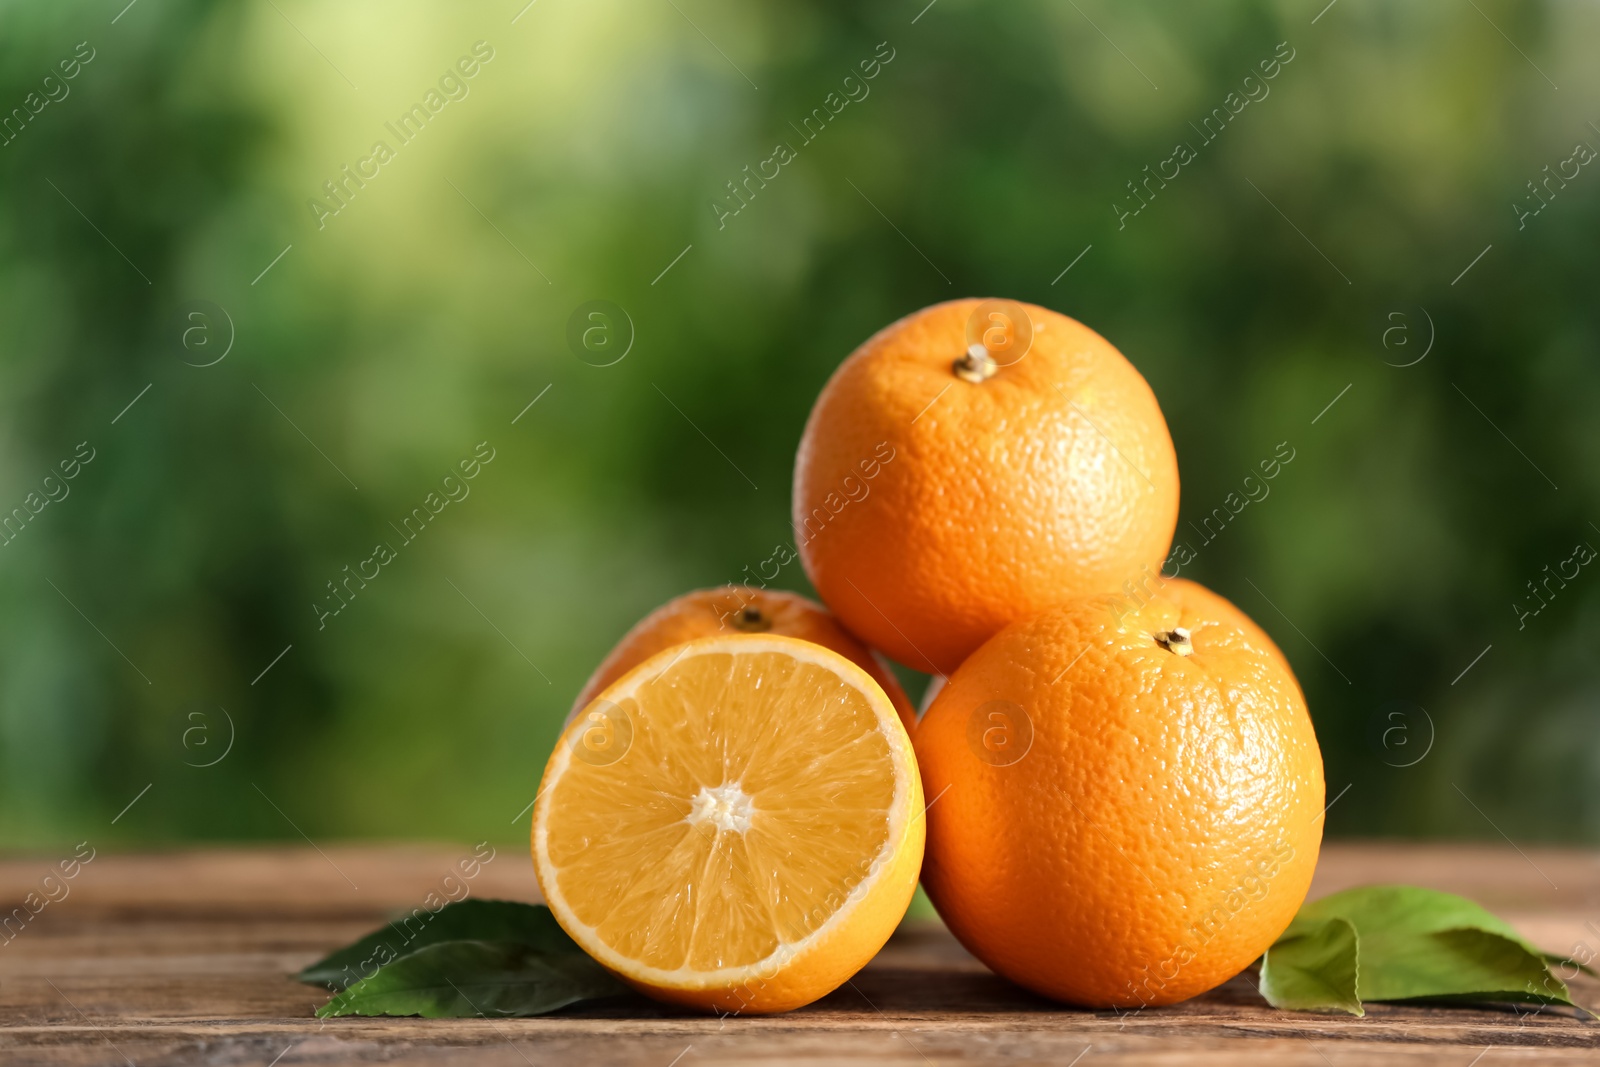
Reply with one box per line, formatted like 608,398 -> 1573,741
1543,951 -> 1599,978
1382,927 -> 1573,1008
1296,885 -> 1537,956
1260,916 -> 1363,1016
316,938 -> 629,1018
298,899 -> 581,989
1265,885 -> 1590,1014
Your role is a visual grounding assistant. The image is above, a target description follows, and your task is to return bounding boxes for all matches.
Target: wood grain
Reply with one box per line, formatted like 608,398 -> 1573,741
1,842 -> 1597,1065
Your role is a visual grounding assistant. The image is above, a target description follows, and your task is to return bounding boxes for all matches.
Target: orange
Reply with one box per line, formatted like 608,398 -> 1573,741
914,577 -> 1323,1008
793,298 -> 1179,675
570,586 -> 916,734
534,633 -> 925,1014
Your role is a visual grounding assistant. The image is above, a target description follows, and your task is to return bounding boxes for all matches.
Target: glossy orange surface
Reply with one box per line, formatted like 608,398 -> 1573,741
793,298 -> 1179,675
915,578 -> 1324,1008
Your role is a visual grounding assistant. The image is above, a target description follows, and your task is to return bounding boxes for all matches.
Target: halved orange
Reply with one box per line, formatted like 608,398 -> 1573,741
532,634 -> 924,1014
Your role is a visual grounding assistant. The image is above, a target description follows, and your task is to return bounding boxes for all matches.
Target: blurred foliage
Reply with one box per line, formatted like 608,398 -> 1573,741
1,0 -> 1598,851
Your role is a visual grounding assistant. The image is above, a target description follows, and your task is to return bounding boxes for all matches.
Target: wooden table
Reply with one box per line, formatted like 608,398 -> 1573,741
2,842 -> 1597,1065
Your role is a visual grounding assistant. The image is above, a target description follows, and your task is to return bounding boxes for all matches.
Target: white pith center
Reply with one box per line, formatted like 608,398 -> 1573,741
686,783 -> 754,833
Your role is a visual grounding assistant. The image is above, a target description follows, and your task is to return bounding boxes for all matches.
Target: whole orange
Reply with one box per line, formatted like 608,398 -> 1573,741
914,577 -> 1324,1008
793,298 -> 1179,675
571,586 -> 916,734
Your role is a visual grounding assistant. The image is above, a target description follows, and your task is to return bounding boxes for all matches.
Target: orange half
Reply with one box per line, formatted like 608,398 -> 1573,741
532,634 -> 924,1014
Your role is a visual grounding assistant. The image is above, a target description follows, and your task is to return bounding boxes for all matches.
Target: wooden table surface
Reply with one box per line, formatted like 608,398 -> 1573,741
2,841 -> 1597,1066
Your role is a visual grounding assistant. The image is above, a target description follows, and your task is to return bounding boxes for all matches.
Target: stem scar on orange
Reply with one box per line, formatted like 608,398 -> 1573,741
569,586 -> 916,734
914,578 -> 1324,1008
793,298 -> 1179,675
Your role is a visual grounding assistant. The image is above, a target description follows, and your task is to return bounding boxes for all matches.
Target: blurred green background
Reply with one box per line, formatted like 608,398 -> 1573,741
2,0 -> 1597,852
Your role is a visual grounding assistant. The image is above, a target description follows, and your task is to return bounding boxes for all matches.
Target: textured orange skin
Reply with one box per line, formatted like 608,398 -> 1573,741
915,578 -> 1324,1008
569,587 -> 916,735
793,299 -> 1179,675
